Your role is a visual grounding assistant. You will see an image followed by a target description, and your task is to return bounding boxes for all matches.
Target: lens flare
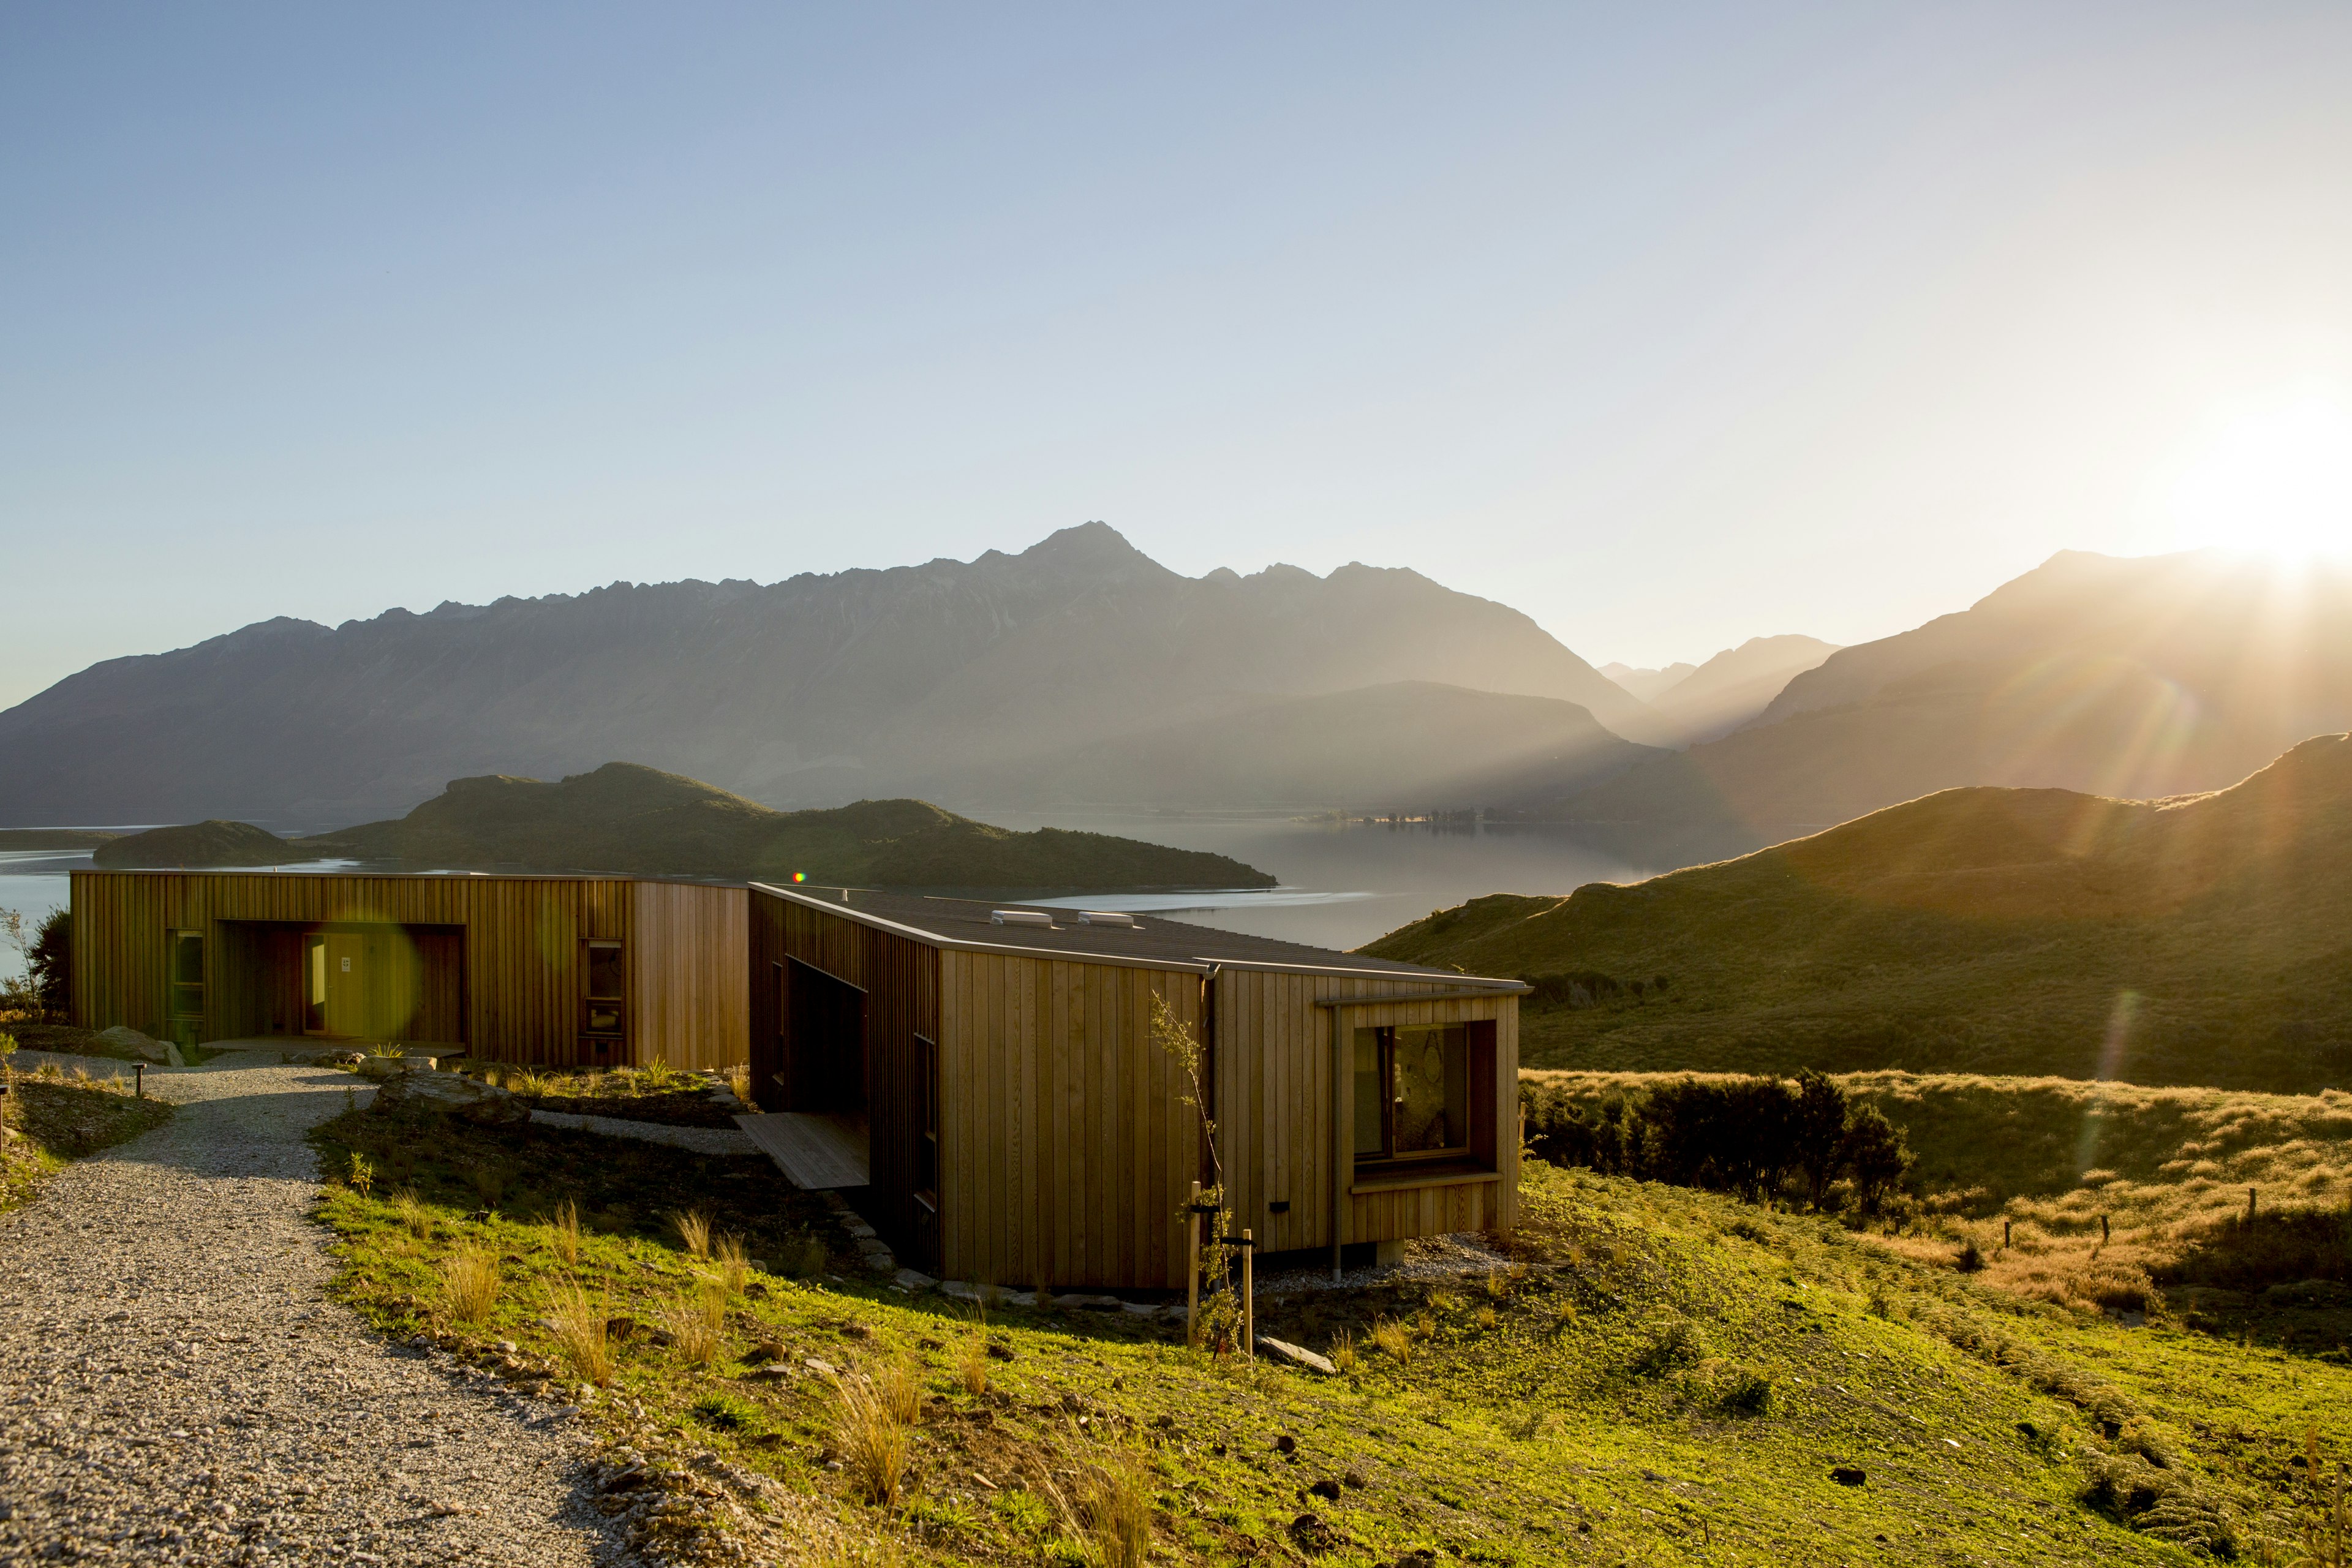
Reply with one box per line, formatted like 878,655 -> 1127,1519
2161,392 -> 2352,562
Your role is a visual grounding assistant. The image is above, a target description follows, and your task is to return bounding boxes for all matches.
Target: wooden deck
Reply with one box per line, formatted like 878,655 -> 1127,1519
735,1112 -> 871,1189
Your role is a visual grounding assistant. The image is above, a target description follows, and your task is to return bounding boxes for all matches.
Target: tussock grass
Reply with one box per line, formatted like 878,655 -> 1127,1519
663,1276 -> 728,1366
1369,1318 -> 1413,1363
831,1373 -> 910,1506
439,1245 -> 500,1324
671,1207 -> 712,1260
545,1279 -> 614,1387
875,1358 -> 922,1427
1328,1330 -> 1359,1374
391,1187 -> 434,1239
548,1197 -> 581,1267
956,1331 -> 990,1396
714,1232 -> 751,1295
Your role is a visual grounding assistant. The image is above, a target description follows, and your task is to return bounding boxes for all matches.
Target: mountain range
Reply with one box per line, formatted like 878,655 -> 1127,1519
91,763 -> 1275,892
1368,731 -> 2352,1093
1602,635 -> 1841,746
0,524 -> 1656,827
1562,551 -> 2352,856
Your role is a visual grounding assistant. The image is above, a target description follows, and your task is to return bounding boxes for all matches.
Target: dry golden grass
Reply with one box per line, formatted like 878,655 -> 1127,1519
957,1333 -> 990,1396
1074,1444 -> 1155,1568
831,1374 -> 910,1506
714,1232 -> 750,1295
390,1187 -> 433,1240
670,1207 -> 712,1259
875,1358 -> 923,1427
545,1279 -> 614,1386
548,1198 -> 581,1267
663,1276 -> 728,1366
439,1245 -> 499,1324
1329,1330 -> 1360,1374
1370,1318 -> 1413,1362
723,1062 -> 752,1104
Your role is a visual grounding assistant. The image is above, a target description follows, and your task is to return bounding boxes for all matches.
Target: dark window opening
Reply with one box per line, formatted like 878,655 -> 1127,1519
167,930 -> 205,1036
913,1033 -> 940,1210
582,940 -> 624,1041
1353,1024 -> 1473,1167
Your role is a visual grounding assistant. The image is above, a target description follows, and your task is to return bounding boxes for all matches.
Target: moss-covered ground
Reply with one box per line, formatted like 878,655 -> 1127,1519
309,1101 -> 2352,1566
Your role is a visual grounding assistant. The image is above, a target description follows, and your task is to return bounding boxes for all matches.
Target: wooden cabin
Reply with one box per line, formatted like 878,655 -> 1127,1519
744,883 -> 1525,1290
70,870 -> 747,1069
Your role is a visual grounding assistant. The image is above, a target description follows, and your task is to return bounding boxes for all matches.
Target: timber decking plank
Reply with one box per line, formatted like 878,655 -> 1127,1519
736,1112 -> 871,1189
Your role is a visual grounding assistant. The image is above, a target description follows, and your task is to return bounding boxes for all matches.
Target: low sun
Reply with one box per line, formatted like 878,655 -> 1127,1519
2161,392 -> 2352,562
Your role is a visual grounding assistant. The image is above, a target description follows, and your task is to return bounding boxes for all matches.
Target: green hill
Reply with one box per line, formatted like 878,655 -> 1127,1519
89,820 -> 295,868
98,763 -> 1275,892
1364,733 -> 2352,1092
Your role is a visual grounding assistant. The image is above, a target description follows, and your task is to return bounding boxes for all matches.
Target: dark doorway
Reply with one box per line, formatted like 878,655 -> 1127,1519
786,957 -> 867,1114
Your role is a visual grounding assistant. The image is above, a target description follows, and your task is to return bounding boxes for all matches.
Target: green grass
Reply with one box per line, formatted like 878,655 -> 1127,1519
311,1101 -> 2352,1564
1,1063 -> 175,1210
1366,737 -> 2352,1093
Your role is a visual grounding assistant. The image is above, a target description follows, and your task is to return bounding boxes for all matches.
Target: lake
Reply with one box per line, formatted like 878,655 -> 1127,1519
0,815 -> 1664,982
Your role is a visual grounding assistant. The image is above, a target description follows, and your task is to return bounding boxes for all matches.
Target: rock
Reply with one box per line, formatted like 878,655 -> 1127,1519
804,1357 -> 839,1376
1307,1477 -> 1342,1501
368,1070 -> 531,1126
1831,1465 -> 1867,1487
741,1365 -> 793,1382
97,1025 -> 171,1064
1059,1294 -> 1125,1312
1275,1434 -> 1298,1455
892,1267 -> 938,1292
1256,1336 -> 1339,1375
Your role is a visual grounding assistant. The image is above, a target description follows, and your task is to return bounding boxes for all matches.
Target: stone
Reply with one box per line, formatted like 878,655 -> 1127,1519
1831,1465 -> 1867,1487
1255,1336 -> 1339,1375
804,1357 -> 839,1376
97,1025 -> 170,1065
368,1069 -> 532,1126
892,1267 -> 938,1292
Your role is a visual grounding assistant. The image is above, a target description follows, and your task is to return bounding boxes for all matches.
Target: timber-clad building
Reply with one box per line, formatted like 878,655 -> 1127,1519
69,870 -> 746,1069
69,868 -> 1525,1292
747,884 -> 1523,1289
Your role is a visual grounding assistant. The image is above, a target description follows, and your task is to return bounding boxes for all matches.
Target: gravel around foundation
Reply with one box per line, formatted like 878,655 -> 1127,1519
0,1053 -> 639,1566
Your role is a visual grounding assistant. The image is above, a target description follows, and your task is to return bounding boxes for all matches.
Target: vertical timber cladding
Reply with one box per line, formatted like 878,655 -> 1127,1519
937,949 -> 1205,1292
748,889 -> 940,1269
629,881 -> 749,1071
69,871 -> 744,1067
1213,970 -> 1520,1256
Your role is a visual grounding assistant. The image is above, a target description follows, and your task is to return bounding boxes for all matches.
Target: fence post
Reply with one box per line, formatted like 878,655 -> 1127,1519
1242,1227 -> 1254,1360
1186,1180 -> 1202,1349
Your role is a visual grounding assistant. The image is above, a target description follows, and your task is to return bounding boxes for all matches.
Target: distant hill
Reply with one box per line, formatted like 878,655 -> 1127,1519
91,821 -> 293,869
0,829 -> 118,852
1561,551 -> 2352,852
0,524 -> 1656,827
957,681 -> 1660,810
93,763 -> 1276,892
1363,733 -> 2352,1093
1598,661 -> 1696,704
1642,634 -> 1841,744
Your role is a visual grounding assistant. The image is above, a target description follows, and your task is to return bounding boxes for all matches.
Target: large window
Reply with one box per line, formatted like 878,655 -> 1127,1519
1354,1024 -> 1471,1164
167,930 -> 205,1040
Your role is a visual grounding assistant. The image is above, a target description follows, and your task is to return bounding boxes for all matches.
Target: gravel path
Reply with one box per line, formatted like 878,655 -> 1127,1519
0,1054 -> 638,1566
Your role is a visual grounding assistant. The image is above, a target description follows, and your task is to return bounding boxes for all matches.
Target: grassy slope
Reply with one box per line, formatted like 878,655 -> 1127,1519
1367,736 -> 2352,1093
1526,1069 -> 2352,1325
296,763 -> 1276,890
311,1101 -> 2352,1566
0,1064 -> 175,1210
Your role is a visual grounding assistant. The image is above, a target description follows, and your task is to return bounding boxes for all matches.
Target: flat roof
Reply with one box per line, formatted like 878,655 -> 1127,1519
752,883 -> 1522,989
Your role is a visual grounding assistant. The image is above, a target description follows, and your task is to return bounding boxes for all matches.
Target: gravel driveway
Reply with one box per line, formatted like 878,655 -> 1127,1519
0,1052 -> 637,1566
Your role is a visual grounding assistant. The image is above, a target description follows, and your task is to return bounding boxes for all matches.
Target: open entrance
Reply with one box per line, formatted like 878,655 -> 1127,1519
215,920 -> 466,1047
740,957 -> 871,1189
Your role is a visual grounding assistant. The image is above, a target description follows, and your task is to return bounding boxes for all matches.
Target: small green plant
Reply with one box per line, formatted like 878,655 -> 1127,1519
346,1150 -> 375,1197
638,1054 -> 680,1091
440,1245 -> 500,1324
691,1390 -> 760,1432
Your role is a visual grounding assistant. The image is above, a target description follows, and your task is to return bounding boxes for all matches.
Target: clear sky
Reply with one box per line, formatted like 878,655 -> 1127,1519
5,2 -> 2351,709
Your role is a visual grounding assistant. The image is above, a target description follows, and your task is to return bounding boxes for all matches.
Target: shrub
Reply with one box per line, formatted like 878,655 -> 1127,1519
1634,1316 -> 1708,1377
28,909 -> 69,1015
440,1246 -> 500,1324
1710,1362 -> 1776,1416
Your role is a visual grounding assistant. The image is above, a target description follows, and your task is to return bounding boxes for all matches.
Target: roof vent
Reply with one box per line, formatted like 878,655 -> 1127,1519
1077,911 -> 1139,928
990,909 -> 1056,929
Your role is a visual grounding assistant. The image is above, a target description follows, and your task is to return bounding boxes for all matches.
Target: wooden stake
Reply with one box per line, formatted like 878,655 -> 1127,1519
1242,1227 -> 1254,1360
1186,1180 -> 1202,1349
